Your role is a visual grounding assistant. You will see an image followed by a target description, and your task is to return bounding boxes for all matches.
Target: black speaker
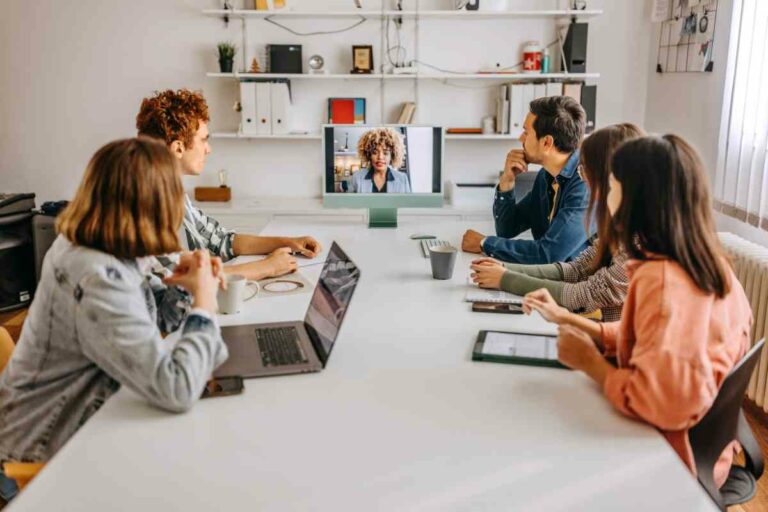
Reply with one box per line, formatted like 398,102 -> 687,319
267,44 -> 303,74
581,85 -> 597,134
563,23 -> 588,73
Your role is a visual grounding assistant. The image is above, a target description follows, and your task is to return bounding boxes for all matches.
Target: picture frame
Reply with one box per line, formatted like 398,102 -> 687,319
328,98 -> 366,124
351,45 -> 374,74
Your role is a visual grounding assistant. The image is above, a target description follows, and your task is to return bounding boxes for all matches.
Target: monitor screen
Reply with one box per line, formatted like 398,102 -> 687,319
324,125 -> 442,195
304,242 -> 361,364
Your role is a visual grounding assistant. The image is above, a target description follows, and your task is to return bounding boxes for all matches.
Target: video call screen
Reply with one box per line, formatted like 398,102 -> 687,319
324,126 -> 442,194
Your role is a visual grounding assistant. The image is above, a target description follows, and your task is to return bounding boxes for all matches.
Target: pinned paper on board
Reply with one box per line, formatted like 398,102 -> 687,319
656,0 -> 718,73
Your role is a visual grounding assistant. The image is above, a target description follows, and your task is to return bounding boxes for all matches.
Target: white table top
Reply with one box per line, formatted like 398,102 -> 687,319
8,219 -> 716,512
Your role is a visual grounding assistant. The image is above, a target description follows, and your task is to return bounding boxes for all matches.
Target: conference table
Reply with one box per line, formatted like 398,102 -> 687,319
7,218 -> 717,511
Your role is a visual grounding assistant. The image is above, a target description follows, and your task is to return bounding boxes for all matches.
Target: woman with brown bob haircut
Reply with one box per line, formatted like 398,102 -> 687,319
0,138 -> 229,480
523,134 -> 752,488
349,127 -> 412,193
470,123 -> 644,321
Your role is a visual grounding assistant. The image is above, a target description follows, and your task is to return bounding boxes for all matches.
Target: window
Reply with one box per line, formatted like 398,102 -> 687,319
714,0 -> 768,228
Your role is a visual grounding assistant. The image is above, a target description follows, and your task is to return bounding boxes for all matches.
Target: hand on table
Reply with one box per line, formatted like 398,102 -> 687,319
462,229 -> 486,254
163,250 -> 223,314
522,288 -> 568,324
283,236 -> 322,258
557,324 -> 604,372
470,261 -> 505,289
263,247 -> 298,277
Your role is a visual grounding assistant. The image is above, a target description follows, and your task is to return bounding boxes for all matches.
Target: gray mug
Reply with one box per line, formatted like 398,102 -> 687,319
429,245 -> 458,280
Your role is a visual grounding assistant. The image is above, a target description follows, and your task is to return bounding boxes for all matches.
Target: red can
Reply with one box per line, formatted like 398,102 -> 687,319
523,41 -> 542,71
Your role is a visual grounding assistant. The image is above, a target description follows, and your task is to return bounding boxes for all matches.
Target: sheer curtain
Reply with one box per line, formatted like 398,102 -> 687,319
714,0 -> 768,228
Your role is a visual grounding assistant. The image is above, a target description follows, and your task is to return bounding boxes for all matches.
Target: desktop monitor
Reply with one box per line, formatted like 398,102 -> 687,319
322,125 -> 444,227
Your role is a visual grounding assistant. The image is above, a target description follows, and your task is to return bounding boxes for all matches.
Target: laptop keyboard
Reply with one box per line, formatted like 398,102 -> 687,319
255,326 -> 309,367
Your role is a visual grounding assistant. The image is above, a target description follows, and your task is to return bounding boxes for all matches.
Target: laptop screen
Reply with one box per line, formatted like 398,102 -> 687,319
304,242 -> 361,365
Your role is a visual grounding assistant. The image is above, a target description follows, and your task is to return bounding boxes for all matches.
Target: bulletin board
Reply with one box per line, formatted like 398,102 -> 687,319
656,0 -> 718,73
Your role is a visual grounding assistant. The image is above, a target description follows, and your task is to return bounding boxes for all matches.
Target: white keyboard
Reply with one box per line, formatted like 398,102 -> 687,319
420,239 -> 451,258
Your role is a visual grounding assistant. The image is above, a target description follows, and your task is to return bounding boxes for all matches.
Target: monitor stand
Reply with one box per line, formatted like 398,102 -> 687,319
368,208 -> 397,228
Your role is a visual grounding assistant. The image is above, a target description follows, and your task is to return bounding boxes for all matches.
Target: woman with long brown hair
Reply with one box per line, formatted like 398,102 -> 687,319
0,138 -> 229,496
470,123 -> 644,321
523,134 -> 752,487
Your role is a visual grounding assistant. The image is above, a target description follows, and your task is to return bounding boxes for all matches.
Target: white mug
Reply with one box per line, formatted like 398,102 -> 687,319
217,274 -> 258,315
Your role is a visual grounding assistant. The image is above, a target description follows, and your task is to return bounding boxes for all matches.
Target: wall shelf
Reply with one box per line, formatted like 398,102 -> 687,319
202,9 -> 603,20
207,72 -> 600,81
445,134 -> 521,140
210,132 -> 322,140
204,8 -> 602,143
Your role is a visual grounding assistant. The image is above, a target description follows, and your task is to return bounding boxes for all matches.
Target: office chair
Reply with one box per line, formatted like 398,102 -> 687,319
688,338 -> 765,511
0,326 -> 46,493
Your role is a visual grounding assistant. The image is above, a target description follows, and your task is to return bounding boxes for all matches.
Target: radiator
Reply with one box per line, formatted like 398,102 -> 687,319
719,232 -> 768,412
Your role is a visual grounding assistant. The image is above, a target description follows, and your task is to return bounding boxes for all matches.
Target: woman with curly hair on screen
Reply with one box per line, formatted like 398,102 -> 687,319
349,127 -> 412,193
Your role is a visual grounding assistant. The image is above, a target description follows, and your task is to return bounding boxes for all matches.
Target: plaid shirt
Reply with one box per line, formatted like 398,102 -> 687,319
150,195 -> 238,320
180,194 -> 237,260
155,195 -> 237,273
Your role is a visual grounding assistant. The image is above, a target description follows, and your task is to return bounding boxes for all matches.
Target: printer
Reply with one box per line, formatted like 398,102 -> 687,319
0,193 -> 37,312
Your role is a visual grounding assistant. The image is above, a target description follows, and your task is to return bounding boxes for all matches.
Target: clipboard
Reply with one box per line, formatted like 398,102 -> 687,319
472,330 -> 568,369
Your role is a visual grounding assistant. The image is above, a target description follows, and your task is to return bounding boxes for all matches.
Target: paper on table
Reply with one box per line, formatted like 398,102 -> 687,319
482,332 -> 558,360
465,288 -> 524,304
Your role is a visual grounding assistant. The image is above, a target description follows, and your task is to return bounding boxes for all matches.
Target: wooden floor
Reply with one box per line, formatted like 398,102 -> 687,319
2,308 -> 768,510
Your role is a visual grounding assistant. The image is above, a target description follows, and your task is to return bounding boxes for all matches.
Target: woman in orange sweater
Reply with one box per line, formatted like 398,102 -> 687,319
523,134 -> 752,487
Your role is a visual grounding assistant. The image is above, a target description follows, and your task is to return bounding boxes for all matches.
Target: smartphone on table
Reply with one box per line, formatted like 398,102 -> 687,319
200,376 -> 244,399
471,302 -> 524,314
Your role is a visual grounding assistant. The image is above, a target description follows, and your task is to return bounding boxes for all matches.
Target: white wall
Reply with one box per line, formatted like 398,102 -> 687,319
644,0 -> 734,169
0,0 -> 652,204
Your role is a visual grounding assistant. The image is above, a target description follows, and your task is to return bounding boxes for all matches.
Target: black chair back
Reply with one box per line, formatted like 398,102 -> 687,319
688,338 -> 765,511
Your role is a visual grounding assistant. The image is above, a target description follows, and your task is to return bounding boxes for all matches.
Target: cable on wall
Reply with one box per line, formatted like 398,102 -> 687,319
264,15 -> 367,36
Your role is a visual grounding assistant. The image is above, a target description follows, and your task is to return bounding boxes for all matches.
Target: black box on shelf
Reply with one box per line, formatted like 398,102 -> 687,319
563,23 -> 588,73
267,44 -> 303,74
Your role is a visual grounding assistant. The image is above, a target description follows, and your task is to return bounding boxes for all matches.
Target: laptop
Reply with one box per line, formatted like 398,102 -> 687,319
214,242 -> 361,378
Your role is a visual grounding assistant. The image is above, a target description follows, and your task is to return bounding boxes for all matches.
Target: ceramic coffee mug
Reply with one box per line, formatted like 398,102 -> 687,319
217,274 -> 258,314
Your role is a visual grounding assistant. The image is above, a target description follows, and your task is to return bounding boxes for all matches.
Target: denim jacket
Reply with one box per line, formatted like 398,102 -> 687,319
482,151 -> 591,264
0,236 -> 228,464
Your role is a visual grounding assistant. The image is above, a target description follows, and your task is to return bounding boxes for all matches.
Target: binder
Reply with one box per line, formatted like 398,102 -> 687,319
563,82 -> 583,102
239,82 -> 258,135
521,83 -> 535,118
533,83 -> 547,100
270,81 -> 291,135
546,82 -> 563,97
255,82 -> 271,135
509,84 -> 524,133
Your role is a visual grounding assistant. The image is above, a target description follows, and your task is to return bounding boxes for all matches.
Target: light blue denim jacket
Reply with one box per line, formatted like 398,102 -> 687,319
0,236 -> 228,464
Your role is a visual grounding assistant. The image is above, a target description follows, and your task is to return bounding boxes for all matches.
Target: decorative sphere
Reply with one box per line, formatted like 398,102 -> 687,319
309,55 -> 324,70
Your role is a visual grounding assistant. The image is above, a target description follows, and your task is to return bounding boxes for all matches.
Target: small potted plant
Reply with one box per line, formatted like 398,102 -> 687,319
217,42 -> 237,73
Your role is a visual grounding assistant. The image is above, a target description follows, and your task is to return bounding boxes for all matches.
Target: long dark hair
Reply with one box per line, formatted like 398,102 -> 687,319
608,134 -> 730,297
581,123 -> 645,269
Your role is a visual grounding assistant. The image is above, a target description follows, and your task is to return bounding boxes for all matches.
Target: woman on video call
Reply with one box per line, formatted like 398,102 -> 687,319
349,127 -> 412,193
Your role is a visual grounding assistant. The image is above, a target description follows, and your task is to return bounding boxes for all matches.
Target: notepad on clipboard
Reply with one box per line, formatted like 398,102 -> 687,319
472,330 -> 567,369
464,287 -> 524,305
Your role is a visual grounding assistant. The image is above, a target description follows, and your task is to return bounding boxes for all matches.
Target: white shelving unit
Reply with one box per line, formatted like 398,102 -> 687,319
210,132 -> 321,140
207,72 -> 600,81
202,9 -> 603,20
204,7 -> 602,142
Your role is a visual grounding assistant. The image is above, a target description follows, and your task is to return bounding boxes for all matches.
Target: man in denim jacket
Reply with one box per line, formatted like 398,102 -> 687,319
462,96 -> 591,264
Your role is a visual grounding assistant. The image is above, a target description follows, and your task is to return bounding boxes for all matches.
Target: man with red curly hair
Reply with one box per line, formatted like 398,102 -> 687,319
137,89 -> 321,280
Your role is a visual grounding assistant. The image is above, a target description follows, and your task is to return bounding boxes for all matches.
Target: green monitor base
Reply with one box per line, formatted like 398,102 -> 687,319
368,208 -> 398,228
